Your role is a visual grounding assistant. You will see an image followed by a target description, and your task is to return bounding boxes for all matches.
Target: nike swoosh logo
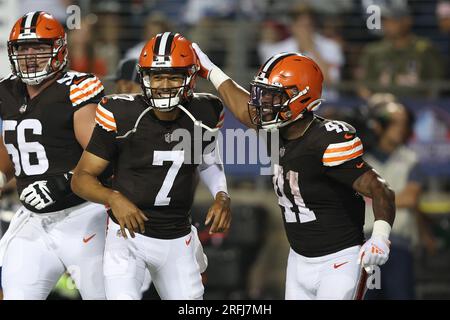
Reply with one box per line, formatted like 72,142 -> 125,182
333,261 -> 349,269
344,133 -> 354,139
356,162 -> 364,168
185,235 -> 192,246
83,234 -> 96,243
73,77 -> 85,85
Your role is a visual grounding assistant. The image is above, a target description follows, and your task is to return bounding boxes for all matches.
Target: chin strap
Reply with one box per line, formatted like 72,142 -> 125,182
276,98 -> 324,129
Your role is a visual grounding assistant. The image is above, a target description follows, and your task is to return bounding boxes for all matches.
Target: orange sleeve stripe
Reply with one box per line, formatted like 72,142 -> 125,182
70,85 -> 103,103
323,149 -> 363,163
324,140 -> 362,154
71,83 -> 104,104
95,116 -> 116,131
71,81 -> 103,97
70,79 -> 101,95
96,107 -> 115,123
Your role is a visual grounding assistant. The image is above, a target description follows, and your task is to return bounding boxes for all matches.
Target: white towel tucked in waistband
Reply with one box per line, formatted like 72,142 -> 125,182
0,208 -> 31,266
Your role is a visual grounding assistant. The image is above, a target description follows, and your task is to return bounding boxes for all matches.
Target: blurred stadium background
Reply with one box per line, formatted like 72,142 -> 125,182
0,0 -> 450,300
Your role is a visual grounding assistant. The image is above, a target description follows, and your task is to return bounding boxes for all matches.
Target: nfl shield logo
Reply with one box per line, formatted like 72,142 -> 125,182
19,104 -> 27,113
164,132 -> 172,143
280,147 -> 285,158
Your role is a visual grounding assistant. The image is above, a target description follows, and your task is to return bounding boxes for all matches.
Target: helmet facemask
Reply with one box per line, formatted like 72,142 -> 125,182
248,81 -> 293,130
7,37 -> 67,85
140,66 -> 197,112
249,81 -> 323,130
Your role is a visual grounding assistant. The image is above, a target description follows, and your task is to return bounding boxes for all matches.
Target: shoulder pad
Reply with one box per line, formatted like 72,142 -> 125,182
318,119 -> 356,137
95,94 -> 144,133
103,94 -> 139,102
190,93 -> 224,129
0,73 -> 16,84
95,96 -> 118,132
317,119 -> 363,167
58,71 -> 104,107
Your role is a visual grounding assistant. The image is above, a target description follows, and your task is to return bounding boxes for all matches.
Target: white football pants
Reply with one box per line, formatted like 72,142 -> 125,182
1,202 -> 107,300
285,245 -> 367,300
104,221 -> 206,300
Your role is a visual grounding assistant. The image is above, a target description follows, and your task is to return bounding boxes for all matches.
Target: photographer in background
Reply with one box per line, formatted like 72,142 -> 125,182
363,99 -> 434,299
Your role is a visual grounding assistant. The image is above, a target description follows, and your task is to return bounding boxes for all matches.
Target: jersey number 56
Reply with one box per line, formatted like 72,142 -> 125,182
2,119 -> 49,176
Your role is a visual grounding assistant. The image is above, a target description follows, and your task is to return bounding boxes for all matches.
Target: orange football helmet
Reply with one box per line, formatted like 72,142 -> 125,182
249,52 -> 324,129
7,11 -> 68,85
138,32 -> 200,111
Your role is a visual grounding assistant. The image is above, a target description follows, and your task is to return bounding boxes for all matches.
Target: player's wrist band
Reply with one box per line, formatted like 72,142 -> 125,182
372,220 -> 391,239
209,181 -> 228,200
215,190 -> 230,200
0,171 -> 7,189
209,67 -> 230,90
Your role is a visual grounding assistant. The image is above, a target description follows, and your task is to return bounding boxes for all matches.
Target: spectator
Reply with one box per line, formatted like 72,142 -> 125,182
437,1 -> 450,40
108,58 -> 141,94
358,5 -> 444,98
257,20 -> 291,64
436,1 -> 450,80
124,13 -> 172,60
363,100 -> 426,299
263,0 -> 354,18
145,0 -> 188,22
257,4 -> 344,100
19,0 -> 72,23
67,16 -> 108,77
183,0 -> 236,25
95,11 -> 122,78
185,0 -> 242,71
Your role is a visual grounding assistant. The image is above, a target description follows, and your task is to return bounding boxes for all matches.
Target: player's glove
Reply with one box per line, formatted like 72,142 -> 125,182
19,172 -> 73,211
192,43 -> 230,89
357,220 -> 391,272
20,180 -> 56,210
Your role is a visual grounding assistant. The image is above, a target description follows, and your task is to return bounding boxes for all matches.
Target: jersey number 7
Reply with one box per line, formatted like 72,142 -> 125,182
152,150 -> 184,206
